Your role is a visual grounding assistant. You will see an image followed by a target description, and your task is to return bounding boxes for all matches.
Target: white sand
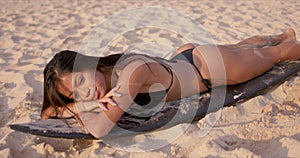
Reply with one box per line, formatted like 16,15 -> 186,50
0,0 -> 300,157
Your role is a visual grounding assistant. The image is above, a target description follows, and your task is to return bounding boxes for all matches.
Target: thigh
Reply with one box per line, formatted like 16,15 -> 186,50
192,45 -> 229,84
193,45 -> 280,85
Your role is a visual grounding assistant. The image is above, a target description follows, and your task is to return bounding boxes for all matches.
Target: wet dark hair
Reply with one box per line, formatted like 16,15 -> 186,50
42,50 -> 123,117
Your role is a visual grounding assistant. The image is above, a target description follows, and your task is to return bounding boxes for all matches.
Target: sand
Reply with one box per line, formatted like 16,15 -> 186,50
0,0 -> 300,157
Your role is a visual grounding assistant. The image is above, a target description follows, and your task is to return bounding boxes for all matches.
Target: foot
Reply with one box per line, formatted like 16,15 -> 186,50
281,28 -> 297,43
278,40 -> 300,61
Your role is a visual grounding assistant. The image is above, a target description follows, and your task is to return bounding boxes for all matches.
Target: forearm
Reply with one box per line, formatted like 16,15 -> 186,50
81,86 -> 139,138
79,59 -> 151,138
79,102 -> 126,137
59,101 -> 102,118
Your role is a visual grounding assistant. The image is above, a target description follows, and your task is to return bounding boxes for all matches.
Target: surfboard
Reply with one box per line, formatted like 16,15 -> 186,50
9,60 -> 300,139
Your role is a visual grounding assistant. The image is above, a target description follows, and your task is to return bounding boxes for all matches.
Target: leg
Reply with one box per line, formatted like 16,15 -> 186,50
233,28 -> 296,48
178,29 -> 296,52
193,40 -> 300,86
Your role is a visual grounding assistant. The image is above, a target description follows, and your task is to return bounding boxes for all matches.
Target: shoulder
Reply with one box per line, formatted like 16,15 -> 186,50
115,54 -> 166,84
117,54 -> 154,65
117,54 -> 162,74
124,57 -> 155,74
116,55 -> 154,84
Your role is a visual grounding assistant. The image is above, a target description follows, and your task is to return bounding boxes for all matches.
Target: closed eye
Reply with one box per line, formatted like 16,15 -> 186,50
79,76 -> 84,85
76,75 -> 85,86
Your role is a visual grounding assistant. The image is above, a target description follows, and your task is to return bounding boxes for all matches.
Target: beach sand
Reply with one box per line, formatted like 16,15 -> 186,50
0,0 -> 300,157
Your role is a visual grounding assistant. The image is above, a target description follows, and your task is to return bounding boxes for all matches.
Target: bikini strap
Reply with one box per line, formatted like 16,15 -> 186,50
174,48 -> 211,90
186,50 -> 211,90
160,63 -> 174,92
187,49 -> 212,90
196,68 -> 211,90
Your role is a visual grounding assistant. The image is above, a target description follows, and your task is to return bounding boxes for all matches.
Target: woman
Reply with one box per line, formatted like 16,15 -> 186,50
42,28 -> 300,138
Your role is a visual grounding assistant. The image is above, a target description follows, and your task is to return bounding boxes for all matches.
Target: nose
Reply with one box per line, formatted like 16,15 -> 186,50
75,88 -> 90,100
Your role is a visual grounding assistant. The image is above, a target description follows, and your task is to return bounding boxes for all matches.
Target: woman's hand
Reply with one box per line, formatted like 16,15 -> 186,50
41,105 -> 70,120
65,86 -> 122,114
41,86 -> 122,120
41,103 -> 77,120
41,106 -> 57,120
97,85 -> 122,110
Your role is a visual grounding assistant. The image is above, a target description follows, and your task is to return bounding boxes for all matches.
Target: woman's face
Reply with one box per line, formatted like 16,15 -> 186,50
56,70 -> 107,101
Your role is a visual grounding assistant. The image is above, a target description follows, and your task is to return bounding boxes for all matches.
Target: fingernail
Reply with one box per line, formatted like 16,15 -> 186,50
117,94 -> 122,97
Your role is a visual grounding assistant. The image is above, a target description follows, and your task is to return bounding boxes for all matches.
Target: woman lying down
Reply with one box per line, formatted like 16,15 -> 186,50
41,28 -> 300,138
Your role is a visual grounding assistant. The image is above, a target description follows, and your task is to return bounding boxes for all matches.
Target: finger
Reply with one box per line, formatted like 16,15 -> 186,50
41,111 -> 55,120
111,91 -> 123,97
110,85 -> 121,93
41,113 -> 49,120
98,102 -> 108,111
106,97 -> 118,106
114,85 -> 121,90
105,88 -> 122,98
100,97 -> 118,106
47,109 -> 56,116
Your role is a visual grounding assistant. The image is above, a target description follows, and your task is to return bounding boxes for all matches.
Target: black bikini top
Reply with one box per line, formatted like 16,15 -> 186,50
113,54 -> 174,107
134,63 -> 173,106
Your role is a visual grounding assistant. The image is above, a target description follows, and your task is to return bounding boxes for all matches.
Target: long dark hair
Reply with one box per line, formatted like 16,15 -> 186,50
42,50 -> 122,117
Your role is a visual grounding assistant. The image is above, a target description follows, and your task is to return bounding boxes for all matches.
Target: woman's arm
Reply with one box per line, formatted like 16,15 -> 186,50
41,103 -> 76,120
80,60 -> 153,138
41,99 -> 113,120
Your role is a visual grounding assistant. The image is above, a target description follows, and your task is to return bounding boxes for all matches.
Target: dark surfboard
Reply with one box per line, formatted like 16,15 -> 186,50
9,60 -> 300,139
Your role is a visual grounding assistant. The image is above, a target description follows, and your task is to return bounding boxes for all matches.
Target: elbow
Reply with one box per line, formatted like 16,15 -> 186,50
89,127 -> 111,138
81,113 -> 115,138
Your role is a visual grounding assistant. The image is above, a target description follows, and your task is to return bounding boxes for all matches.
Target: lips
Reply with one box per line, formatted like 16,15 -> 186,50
93,87 -> 99,100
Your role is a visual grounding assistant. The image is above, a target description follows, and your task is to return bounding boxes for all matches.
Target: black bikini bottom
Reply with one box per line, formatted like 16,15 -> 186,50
172,48 -> 211,89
